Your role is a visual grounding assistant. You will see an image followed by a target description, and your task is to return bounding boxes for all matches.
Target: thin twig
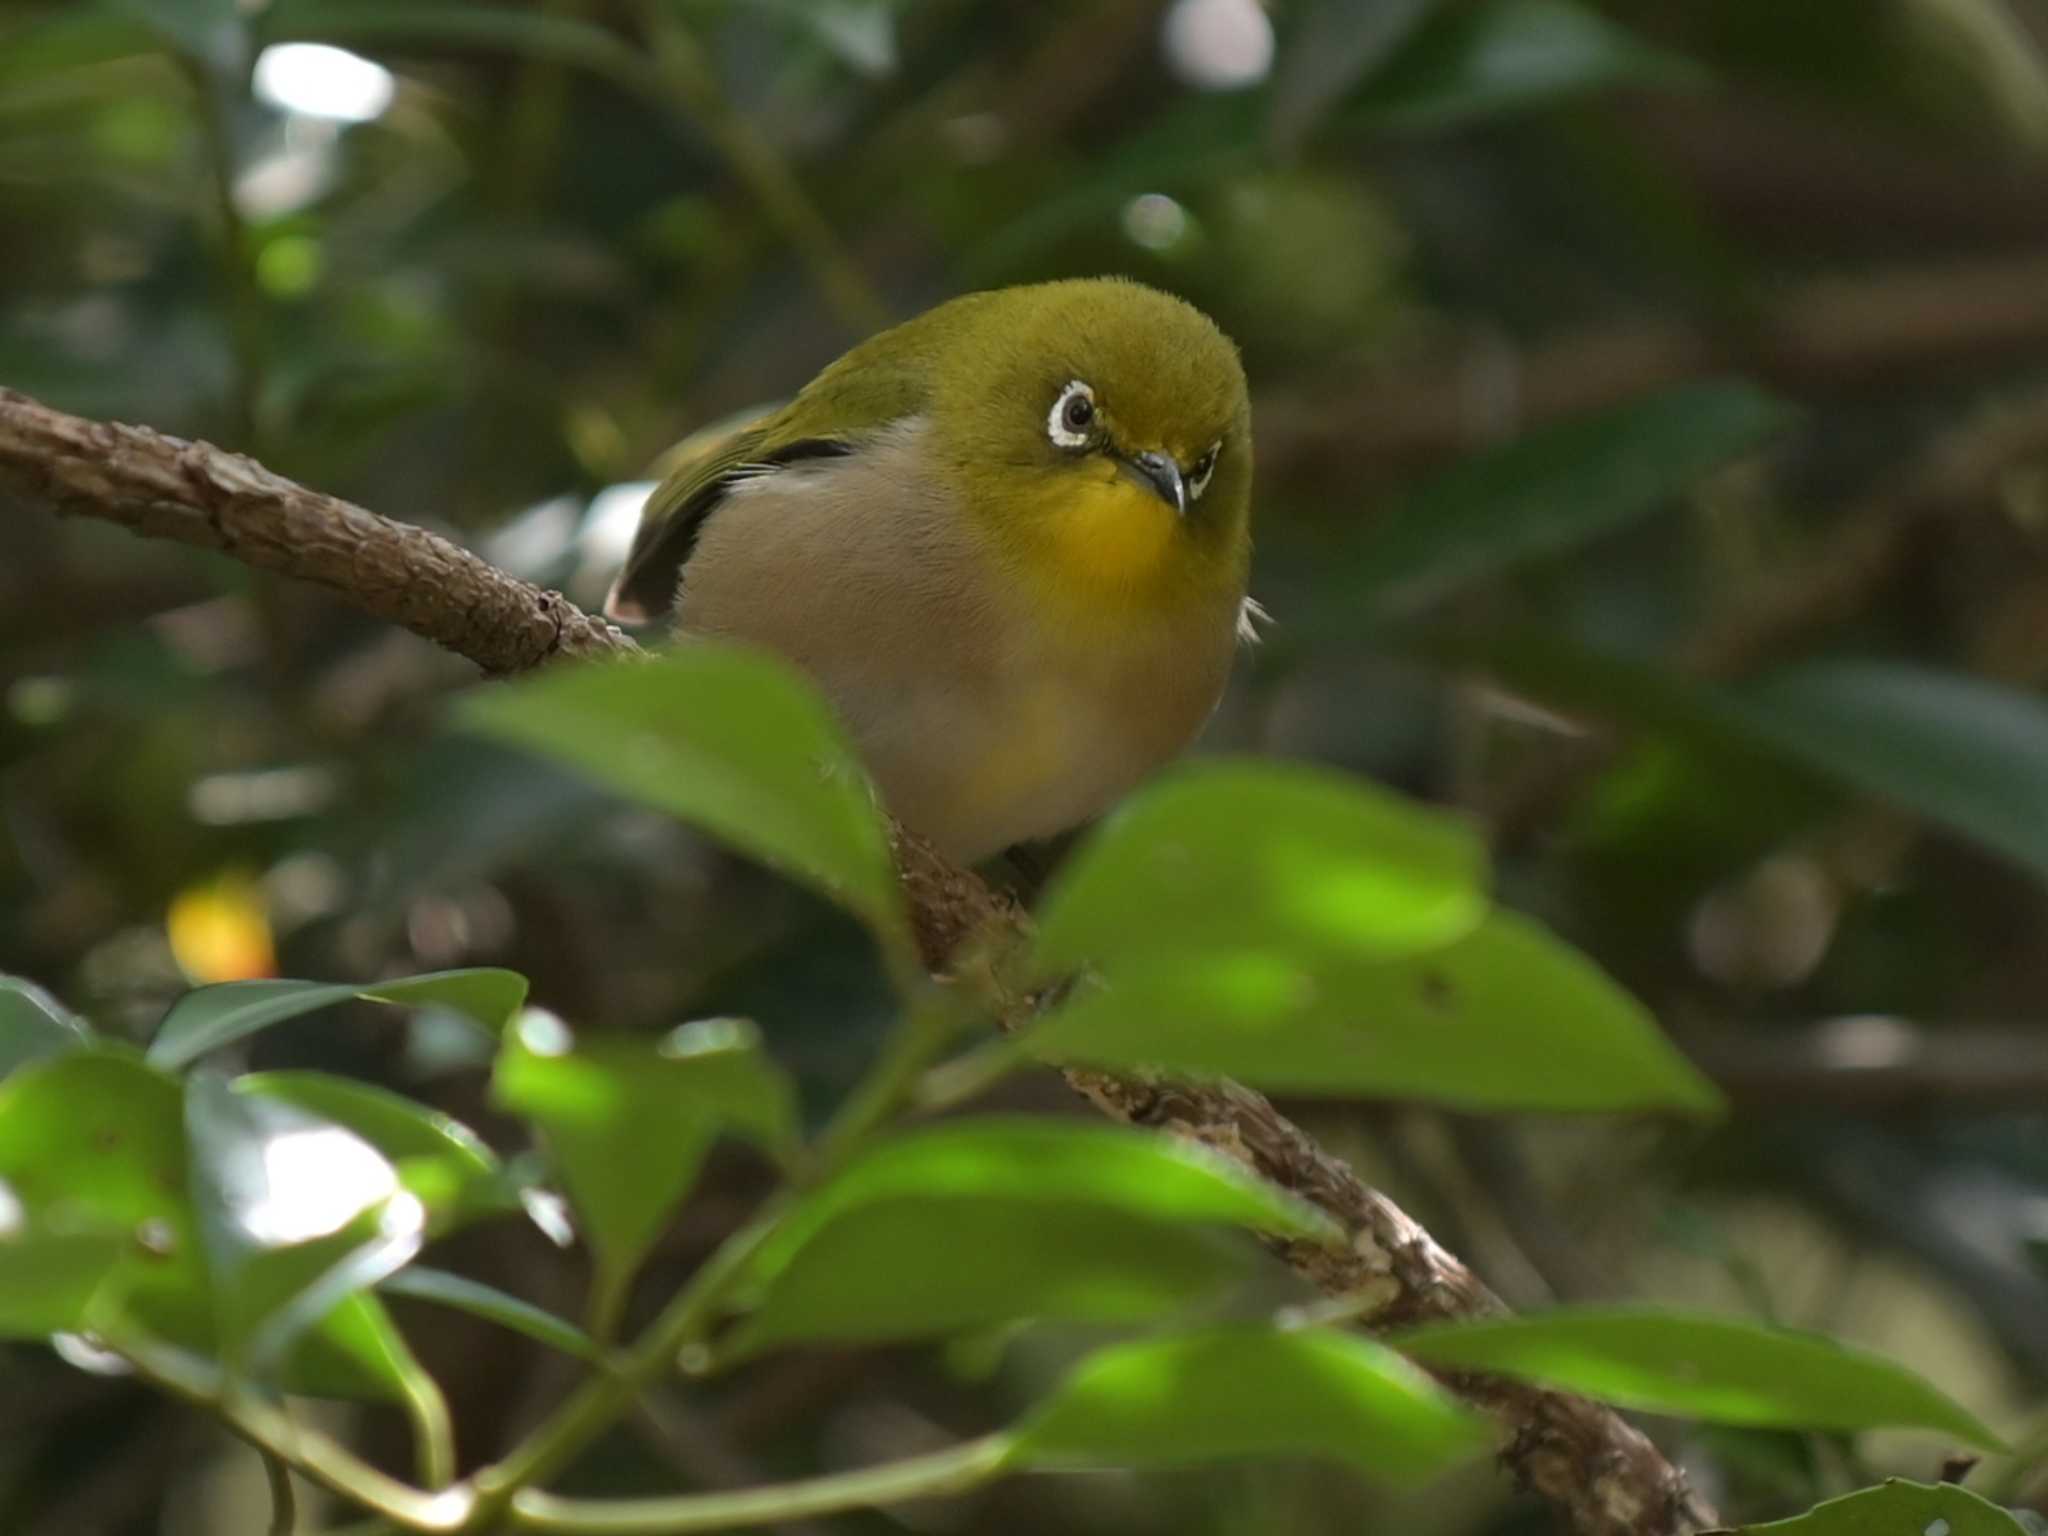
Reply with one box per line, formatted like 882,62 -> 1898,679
630,1387 -> 838,1536
2,385 -> 1715,1536
634,3 -> 888,336
261,1443 -> 300,1536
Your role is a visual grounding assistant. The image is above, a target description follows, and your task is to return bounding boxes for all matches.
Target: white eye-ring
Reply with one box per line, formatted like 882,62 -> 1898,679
1188,441 -> 1220,501
1047,380 -> 1096,449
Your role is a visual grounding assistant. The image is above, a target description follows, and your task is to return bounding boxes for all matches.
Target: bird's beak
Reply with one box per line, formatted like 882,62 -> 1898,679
1118,449 -> 1187,517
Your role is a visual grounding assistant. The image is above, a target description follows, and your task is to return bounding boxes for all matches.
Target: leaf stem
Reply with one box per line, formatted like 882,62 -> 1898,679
1984,1407 -> 2048,1502
913,1035 -> 1032,1114
475,992 -> 963,1515
505,1434 -> 1014,1533
178,54 -> 267,451
260,1443 -> 296,1536
811,991 -> 971,1166
115,1331 -> 464,1530
397,1358 -> 459,1490
469,1204 -> 787,1516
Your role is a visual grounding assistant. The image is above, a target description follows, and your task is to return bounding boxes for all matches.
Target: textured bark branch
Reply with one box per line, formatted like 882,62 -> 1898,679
3,386 -> 1713,1536
0,388 -> 633,674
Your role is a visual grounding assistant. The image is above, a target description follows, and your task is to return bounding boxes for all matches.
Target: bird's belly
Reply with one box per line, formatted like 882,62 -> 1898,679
841,647 -> 1224,863
673,447 -> 1239,862
679,590 -> 1237,863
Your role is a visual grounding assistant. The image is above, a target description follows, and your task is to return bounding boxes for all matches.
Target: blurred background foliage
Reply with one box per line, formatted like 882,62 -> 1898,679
6,0 -> 2048,1531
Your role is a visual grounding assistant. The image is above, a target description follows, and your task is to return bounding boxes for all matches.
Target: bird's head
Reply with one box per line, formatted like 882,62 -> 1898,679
923,278 -> 1253,607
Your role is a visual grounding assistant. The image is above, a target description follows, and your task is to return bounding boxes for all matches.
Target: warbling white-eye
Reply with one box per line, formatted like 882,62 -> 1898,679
606,277 -> 1257,863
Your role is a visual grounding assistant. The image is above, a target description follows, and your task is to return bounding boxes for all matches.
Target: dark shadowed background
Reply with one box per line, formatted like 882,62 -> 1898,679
6,0 -> 2048,1530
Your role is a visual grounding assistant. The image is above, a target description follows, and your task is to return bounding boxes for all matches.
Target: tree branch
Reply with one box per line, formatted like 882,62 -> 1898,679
1,386 -> 1713,1536
0,388 -> 633,675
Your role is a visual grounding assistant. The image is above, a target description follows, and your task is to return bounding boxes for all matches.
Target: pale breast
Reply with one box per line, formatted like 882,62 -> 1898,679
675,419 -> 1241,862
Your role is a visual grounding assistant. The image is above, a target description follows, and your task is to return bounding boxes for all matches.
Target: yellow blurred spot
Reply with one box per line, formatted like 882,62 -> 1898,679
167,874 -> 277,983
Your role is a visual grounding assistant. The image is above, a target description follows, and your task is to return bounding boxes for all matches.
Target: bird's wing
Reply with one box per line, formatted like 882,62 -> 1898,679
605,407 -> 834,623
604,325 -> 942,624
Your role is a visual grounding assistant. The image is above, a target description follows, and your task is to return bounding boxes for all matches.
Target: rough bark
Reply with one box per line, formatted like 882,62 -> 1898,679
3,385 -> 1715,1536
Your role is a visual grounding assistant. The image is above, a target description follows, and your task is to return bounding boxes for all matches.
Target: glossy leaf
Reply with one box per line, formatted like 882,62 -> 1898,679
381,1267 -> 594,1359
457,648 -> 911,971
492,1013 -> 798,1331
0,1222 -> 124,1338
1352,0 -> 1707,133
728,1119 -> 1337,1357
1395,1309 -> 2002,1447
148,968 -> 527,1070
0,1055 -> 253,1365
728,1199 -> 1246,1358
1725,660 -> 2048,885
1032,760 -> 1488,980
750,1118 -> 1339,1283
283,1291 -> 441,1405
1728,1480 -> 2034,1536
0,975 -> 91,1078
234,1071 -> 505,1231
1011,1327 -> 1489,1483
0,1049 -> 423,1401
1351,382 -> 1792,614
1030,911 -> 1720,1113
0,1049 -> 193,1258
185,1074 -> 425,1375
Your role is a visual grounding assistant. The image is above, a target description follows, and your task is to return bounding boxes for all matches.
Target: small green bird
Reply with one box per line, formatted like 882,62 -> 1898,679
607,277 -> 1257,863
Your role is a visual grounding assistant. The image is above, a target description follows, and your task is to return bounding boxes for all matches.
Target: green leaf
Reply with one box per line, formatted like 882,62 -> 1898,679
1351,0 -> 1708,134
0,1049 -> 430,1401
1723,661 -> 2048,886
281,1291 -> 441,1405
457,648 -> 912,975
380,1267 -> 594,1359
234,1071 -> 506,1232
729,1199 -> 1246,1358
1030,911 -> 1721,1113
0,975 -> 92,1078
1351,382 -> 1793,614
727,1119 -> 1336,1358
1032,760 -> 1488,981
1445,641 -> 2048,892
751,1119 -> 1340,1279
1011,1327 -> 1489,1483
492,1012 -> 798,1334
0,1220 -> 125,1338
0,11 -> 163,89
1725,1479 -> 2034,1536
256,0 -> 647,85
184,1074 -> 425,1376
147,968 -> 527,1070
1395,1309 -> 2004,1448
0,1048 -> 193,1262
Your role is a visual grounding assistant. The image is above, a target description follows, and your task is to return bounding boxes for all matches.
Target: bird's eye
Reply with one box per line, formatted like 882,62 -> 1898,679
1188,443 -> 1220,501
1048,381 -> 1096,449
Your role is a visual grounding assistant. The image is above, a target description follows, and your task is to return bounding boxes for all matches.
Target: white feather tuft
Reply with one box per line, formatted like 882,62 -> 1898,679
1236,595 -> 1272,645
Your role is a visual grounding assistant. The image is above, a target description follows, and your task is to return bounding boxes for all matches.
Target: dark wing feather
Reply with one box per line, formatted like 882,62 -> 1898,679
604,427 -> 853,623
605,310 -> 947,623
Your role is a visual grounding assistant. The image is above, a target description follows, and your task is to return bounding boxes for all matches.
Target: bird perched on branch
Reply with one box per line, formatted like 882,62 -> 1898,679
607,277 -> 1257,863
